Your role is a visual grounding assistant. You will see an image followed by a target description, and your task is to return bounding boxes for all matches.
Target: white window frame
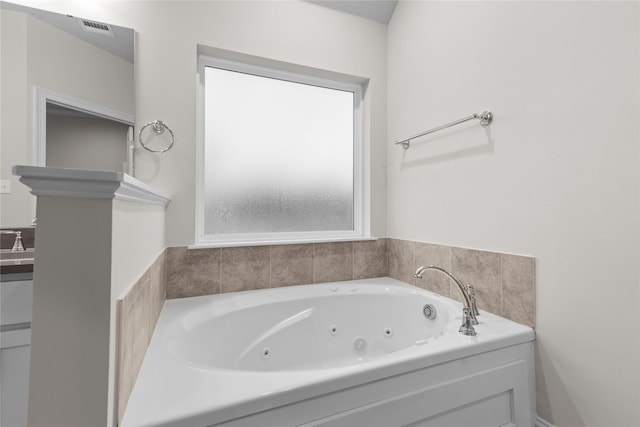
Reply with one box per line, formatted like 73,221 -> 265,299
195,54 -> 365,247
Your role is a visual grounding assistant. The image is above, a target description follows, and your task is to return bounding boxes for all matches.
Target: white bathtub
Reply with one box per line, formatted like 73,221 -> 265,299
121,277 -> 535,427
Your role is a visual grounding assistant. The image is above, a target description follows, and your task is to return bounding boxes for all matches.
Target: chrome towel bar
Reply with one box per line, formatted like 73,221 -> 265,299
395,110 -> 493,149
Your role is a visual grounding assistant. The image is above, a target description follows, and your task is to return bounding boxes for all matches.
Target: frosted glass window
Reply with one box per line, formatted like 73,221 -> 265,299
201,62 -> 360,241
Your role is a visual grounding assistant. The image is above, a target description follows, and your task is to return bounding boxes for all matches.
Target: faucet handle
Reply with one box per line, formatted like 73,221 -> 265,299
459,307 -> 477,336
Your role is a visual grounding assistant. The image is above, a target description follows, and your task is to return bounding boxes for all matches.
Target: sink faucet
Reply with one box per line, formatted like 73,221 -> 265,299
1,230 -> 26,252
414,266 -> 478,336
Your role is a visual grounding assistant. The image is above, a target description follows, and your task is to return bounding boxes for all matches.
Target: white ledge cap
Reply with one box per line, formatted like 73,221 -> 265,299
12,165 -> 171,206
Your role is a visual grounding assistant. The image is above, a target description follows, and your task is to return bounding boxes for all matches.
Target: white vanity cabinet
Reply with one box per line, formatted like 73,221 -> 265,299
1,277 -> 33,427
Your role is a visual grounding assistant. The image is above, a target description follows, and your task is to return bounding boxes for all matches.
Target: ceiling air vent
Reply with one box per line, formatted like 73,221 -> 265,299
79,18 -> 115,37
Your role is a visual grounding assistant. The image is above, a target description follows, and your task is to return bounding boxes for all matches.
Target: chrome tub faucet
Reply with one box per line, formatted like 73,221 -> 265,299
1,230 -> 26,252
414,265 -> 478,336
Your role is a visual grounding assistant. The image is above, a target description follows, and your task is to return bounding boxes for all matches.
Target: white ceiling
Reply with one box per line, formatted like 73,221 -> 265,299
307,0 -> 398,24
1,0 -> 397,66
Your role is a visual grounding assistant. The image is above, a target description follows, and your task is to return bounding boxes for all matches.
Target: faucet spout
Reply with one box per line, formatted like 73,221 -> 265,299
1,230 -> 26,252
414,265 -> 478,334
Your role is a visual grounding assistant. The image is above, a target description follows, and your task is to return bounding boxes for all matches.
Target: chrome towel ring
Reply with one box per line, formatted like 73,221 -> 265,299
138,120 -> 174,153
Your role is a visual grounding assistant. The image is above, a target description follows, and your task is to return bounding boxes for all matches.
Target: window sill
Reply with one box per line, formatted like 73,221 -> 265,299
188,236 -> 378,250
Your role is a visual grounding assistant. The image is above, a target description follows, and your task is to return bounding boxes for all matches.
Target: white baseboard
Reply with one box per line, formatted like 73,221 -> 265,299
536,415 -> 556,427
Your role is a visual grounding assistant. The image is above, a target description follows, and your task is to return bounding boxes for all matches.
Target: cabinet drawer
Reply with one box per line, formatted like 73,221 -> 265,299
1,280 -> 33,326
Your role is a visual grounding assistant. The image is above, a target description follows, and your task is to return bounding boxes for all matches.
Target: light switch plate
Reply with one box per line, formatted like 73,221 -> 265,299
0,180 -> 11,194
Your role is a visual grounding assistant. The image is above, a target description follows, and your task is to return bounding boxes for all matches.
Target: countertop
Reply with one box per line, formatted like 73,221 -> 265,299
0,249 -> 34,276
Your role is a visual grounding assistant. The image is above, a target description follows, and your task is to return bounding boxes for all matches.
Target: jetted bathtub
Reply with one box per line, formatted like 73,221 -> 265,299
121,277 -> 535,427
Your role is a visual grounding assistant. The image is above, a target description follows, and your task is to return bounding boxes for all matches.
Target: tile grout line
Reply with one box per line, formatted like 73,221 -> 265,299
448,246 -> 453,299
352,241 -> 355,280
499,254 -> 504,317
385,238 -> 389,278
532,258 -> 536,327
447,245 -> 452,298
268,246 -> 272,289
413,240 -> 417,284
312,243 -> 316,284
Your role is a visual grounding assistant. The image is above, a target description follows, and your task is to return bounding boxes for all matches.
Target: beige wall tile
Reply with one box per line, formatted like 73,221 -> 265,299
166,246 -> 220,298
314,242 -> 354,283
388,238 -> 415,285
129,274 -> 151,383
414,242 -> 451,297
271,244 -> 314,287
117,299 -> 132,422
451,247 -> 502,315
353,239 -> 387,279
118,250 -> 168,423
149,250 -> 166,328
221,246 -> 270,292
502,254 -> 535,327
118,274 -> 148,422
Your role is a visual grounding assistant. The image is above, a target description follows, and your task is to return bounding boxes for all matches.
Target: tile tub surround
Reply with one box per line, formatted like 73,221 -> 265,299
166,239 -> 389,298
117,250 -> 167,422
388,239 -> 535,328
165,238 -> 534,327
